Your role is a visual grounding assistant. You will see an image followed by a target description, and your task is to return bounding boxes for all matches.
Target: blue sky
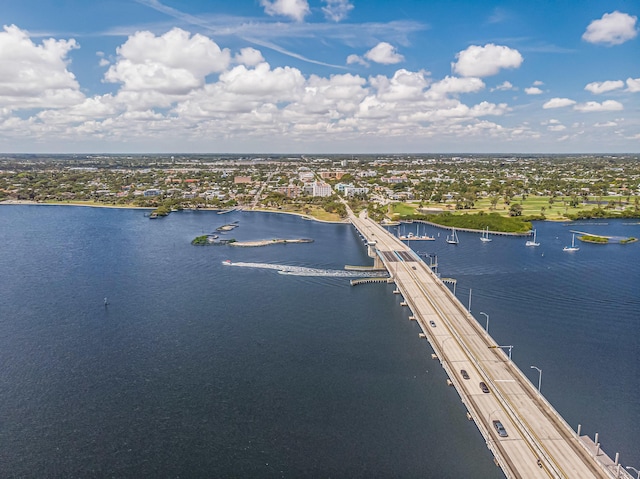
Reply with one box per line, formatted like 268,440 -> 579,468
0,0 -> 638,153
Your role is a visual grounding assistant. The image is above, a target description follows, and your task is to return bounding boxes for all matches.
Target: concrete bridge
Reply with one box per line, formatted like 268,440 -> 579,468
350,211 -> 630,479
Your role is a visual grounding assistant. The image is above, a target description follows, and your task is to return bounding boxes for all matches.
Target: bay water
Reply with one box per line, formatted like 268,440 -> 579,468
0,205 -> 637,477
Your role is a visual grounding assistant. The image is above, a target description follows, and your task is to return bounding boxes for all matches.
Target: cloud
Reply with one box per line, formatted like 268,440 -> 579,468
594,121 -> 618,127
322,0 -> 354,22
543,98 -> 576,109
234,47 -> 264,66
260,0 -> 310,22
346,54 -> 368,66
582,11 -> 638,45
491,81 -> 516,91
574,100 -> 623,112
626,77 -> 640,92
7,19 -> 636,151
370,69 -> 431,101
429,76 -> 485,95
452,44 -> 523,77
364,42 -> 404,64
584,80 -> 624,94
104,28 -> 231,95
525,87 -> 543,95
219,62 -> 305,97
532,80 -> 544,86
0,24 -> 84,110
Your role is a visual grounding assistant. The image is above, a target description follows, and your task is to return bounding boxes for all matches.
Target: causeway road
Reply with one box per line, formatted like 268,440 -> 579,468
350,212 -> 626,479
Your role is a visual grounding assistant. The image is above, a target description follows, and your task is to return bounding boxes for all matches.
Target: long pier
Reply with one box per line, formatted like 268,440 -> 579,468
350,211 -> 629,479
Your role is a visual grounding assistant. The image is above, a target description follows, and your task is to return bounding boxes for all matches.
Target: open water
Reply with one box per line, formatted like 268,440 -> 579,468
0,205 -> 638,478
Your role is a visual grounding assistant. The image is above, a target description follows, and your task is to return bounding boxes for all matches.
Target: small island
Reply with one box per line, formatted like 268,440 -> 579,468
577,234 -> 638,245
191,235 -> 235,245
579,234 -> 609,244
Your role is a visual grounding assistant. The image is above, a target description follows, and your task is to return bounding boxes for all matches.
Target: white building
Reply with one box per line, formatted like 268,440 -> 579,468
344,186 -> 369,197
304,181 -> 332,197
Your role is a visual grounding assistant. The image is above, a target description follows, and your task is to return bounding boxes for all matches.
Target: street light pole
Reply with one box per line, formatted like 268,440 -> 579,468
531,365 -> 542,392
489,345 -> 513,360
626,466 -> 640,479
480,311 -> 489,333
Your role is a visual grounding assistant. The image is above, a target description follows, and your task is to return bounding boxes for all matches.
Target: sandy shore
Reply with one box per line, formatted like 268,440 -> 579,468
230,238 -> 314,247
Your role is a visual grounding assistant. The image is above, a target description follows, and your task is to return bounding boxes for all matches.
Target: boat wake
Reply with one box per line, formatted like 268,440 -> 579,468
222,261 -> 386,278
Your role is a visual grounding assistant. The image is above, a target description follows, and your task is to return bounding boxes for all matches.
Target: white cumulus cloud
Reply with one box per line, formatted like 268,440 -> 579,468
322,0 -> 354,22
584,80 -> 624,94
574,100 -> 624,112
491,81 -> 516,91
582,11 -> 638,45
429,76 -> 485,95
346,54 -> 368,66
626,77 -> 640,92
452,44 -> 523,77
370,69 -> 430,101
219,62 -> 305,98
0,24 -> 84,110
260,0 -> 310,22
364,42 -> 404,65
543,98 -> 576,109
104,28 -> 231,95
234,47 -> 265,67
525,87 -> 543,95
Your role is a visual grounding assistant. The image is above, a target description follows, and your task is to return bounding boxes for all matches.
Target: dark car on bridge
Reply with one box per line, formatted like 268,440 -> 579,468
479,381 -> 490,393
460,369 -> 470,380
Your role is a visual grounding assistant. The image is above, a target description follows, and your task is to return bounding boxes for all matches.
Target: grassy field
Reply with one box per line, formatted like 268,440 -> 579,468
267,204 -> 344,222
392,195 -> 638,221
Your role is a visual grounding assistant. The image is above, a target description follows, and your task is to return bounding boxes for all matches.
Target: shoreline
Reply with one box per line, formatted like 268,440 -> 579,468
0,200 -> 348,223
0,200 -> 154,210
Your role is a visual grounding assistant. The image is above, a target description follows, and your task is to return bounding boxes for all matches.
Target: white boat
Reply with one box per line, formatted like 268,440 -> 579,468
399,225 -> 435,241
563,233 -> 580,252
480,226 -> 492,242
415,234 -> 436,241
446,228 -> 459,245
526,229 -> 540,247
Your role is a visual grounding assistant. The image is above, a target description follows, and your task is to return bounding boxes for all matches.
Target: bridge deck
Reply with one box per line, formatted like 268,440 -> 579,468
350,212 -> 627,479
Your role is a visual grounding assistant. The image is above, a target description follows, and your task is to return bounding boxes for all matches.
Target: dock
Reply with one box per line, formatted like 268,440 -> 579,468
349,277 -> 391,286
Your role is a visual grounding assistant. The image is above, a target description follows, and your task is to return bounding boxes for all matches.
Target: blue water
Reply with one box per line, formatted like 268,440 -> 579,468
0,206 -> 637,477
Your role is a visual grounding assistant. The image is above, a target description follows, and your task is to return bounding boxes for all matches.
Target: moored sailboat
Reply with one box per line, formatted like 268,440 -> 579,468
480,226 -> 492,242
563,233 -> 579,252
446,228 -> 459,245
526,229 -> 540,247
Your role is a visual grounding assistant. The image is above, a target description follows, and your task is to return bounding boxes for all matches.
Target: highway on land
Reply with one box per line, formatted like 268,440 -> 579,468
351,213 -> 623,479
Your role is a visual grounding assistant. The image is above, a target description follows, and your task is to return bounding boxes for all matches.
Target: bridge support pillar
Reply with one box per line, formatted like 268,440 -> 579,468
367,244 -> 385,270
